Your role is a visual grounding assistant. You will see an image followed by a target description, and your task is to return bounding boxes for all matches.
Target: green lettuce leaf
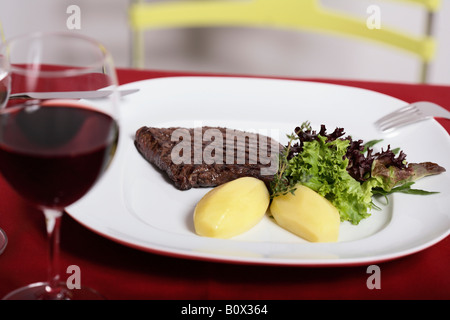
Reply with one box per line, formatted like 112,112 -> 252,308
284,135 -> 372,225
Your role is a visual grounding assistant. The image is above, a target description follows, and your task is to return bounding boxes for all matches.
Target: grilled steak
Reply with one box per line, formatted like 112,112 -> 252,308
135,126 -> 282,190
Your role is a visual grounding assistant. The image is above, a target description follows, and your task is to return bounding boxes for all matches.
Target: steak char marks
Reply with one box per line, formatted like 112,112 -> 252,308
135,126 -> 281,190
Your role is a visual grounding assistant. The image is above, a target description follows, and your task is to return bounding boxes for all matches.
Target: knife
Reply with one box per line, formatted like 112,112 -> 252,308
9,88 -> 139,100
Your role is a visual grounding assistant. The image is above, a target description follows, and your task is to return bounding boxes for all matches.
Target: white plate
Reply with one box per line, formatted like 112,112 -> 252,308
66,77 -> 450,266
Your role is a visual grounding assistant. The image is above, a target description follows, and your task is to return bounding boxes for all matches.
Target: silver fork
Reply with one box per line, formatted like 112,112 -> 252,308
374,101 -> 450,133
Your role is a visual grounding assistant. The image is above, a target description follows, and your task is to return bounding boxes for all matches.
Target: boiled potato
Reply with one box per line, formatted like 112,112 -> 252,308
270,184 -> 340,242
194,177 -> 270,238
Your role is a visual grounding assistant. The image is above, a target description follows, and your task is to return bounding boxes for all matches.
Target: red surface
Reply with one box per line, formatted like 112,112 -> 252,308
0,68 -> 449,300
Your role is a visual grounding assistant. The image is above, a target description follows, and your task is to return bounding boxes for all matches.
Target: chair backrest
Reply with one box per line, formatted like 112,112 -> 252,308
0,21 -> 5,43
129,0 -> 440,82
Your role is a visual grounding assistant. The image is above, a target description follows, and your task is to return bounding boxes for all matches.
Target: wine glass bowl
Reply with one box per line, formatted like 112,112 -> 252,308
0,55 -> 10,108
0,32 -> 119,300
0,227 -> 6,255
0,21 -> 8,254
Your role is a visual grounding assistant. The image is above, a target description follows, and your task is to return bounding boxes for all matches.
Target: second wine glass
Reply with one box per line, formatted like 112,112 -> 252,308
0,20 -> 9,255
0,32 -> 120,300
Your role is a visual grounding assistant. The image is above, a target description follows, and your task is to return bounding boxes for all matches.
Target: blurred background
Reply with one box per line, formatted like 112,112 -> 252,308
1,0 -> 449,84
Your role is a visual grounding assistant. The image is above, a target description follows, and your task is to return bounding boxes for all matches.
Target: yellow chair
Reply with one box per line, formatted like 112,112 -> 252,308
0,21 -> 5,43
129,0 -> 440,82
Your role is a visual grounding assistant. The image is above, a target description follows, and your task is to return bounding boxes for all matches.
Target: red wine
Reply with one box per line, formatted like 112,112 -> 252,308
0,103 -> 119,209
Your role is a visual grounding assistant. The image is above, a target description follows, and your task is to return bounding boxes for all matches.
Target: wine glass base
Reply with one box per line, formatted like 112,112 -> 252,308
2,282 -> 105,300
0,228 -> 7,254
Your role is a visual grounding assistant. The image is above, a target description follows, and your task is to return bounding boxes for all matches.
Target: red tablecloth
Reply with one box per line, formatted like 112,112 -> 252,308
0,68 -> 449,301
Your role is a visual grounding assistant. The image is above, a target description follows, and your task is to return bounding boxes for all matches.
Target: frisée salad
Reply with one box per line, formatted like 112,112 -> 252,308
270,122 -> 446,225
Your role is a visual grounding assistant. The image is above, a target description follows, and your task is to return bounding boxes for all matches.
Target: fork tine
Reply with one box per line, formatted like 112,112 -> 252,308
375,101 -> 450,133
377,112 -> 425,132
374,105 -> 415,126
376,105 -> 420,126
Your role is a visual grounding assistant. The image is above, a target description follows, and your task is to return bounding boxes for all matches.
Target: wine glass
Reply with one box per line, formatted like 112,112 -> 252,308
0,32 -> 120,300
0,21 -> 8,255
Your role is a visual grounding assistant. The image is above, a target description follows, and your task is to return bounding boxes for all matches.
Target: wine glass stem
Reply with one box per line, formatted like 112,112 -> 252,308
43,208 -> 63,295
